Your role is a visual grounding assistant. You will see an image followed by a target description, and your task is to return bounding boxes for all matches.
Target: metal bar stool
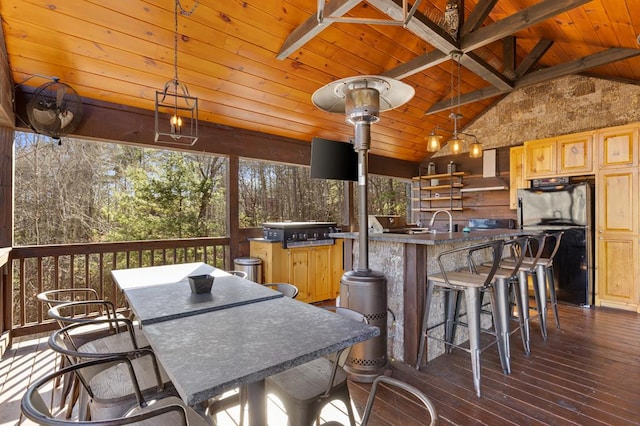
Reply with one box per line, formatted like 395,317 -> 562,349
524,231 -> 564,338
473,236 -> 531,360
415,239 -> 506,397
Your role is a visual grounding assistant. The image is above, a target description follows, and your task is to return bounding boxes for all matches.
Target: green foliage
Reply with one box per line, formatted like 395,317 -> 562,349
108,150 -> 227,240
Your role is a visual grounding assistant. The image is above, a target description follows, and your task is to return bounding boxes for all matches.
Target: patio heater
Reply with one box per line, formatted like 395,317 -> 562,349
312,76 -> 414,382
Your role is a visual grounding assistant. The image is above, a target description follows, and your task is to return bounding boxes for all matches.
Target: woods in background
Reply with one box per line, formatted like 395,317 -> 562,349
13,132 -> 408,246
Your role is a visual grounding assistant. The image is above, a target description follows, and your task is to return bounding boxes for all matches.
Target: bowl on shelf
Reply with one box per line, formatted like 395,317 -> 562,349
188,274 -> 215,294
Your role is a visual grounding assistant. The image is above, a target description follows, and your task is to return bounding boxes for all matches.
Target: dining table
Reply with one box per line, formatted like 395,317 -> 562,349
111,262 -> 283,324
111,263 -> 380,425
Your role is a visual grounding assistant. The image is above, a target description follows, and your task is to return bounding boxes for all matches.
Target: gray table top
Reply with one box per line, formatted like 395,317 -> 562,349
112,263 -> 283,324
111,262 -> 217,290
142,296 -> 380,406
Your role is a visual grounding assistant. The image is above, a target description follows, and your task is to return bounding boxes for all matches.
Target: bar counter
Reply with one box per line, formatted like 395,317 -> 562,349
331,229 -> 523,365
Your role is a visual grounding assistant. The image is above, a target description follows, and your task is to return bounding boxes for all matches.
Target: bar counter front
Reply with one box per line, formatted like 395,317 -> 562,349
332,229 -> 523,366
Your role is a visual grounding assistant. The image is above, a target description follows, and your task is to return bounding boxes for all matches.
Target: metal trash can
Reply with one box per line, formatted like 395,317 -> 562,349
233,257 -> 263,283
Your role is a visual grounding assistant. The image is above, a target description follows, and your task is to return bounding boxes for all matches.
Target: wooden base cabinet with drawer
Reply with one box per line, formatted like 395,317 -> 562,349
250,240 -> 343,303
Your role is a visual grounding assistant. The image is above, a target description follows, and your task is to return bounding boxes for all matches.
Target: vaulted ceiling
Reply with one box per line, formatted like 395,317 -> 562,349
2,0 -> 640,163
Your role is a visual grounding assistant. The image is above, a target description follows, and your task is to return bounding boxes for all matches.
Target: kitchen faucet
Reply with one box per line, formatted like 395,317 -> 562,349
429,209 -> 453,232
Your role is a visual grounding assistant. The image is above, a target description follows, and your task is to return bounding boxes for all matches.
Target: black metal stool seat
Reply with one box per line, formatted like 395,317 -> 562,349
416,239 -> 507,398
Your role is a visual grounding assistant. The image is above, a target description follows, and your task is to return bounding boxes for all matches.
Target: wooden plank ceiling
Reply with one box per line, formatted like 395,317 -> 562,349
2,0 -> 640,163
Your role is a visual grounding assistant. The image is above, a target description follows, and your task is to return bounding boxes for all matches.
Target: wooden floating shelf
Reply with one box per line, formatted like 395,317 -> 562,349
460,186 -> 509,192
412,171 -> 466,180
412,207 -> 464,212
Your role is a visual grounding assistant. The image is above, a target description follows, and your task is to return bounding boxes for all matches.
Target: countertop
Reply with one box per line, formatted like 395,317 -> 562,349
330,229 -> 523,245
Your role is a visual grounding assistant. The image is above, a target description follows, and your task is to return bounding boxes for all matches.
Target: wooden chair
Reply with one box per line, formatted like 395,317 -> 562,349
21,356 -> 207,426
265,307 -> 366,426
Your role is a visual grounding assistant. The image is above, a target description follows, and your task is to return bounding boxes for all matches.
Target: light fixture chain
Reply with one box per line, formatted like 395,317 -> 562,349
177,0 -> 199,16
174,0 -> 179,84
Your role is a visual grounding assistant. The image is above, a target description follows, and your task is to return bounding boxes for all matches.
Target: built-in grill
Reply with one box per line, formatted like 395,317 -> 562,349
262,221 -> 338,248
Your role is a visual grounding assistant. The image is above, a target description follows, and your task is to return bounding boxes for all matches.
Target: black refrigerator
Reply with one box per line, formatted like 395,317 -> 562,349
517,181 -> 594,307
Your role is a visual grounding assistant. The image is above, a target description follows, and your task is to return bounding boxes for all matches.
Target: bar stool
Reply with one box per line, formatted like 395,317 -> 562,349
473,236 -> 531,358
524,231 -> 564,338
415,239 -> 506,398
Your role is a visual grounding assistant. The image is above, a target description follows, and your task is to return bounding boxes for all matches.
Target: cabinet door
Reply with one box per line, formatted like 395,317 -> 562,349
557,133 -> 593,175
289,248 -> 312,302
524,138 -> 556,179
597,236 -> 639,311
598,125 -> 638,169
509,146 -> 526,209
597,169 -> 638,234
311,245 -> 333,302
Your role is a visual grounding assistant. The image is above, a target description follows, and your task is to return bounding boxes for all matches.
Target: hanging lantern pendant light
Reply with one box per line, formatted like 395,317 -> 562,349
155,0 -> 199,146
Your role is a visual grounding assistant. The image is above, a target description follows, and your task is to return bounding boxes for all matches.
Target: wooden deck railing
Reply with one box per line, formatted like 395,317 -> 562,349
8,237 -> 230,337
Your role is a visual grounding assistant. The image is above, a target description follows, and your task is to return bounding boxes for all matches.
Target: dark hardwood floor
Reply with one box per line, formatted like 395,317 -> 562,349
348,303 -> 640,425
2,303 -> 638,425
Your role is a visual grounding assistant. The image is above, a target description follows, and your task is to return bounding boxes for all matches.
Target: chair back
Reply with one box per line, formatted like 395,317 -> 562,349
49,316 -> 141,355
228,270 -> 248,279
500,235 -> 530,279
47,299 -> 120,327
264,283 -> 299,299
522,233 -> 548,271
37,288 -> 100,308
360,376 -> 438,426
542,231 -> 564,266
21,358 -> 190,426
438,239 -> 504,289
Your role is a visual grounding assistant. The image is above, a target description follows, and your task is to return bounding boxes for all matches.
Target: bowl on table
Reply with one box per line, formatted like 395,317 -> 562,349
188,274 -> 215,294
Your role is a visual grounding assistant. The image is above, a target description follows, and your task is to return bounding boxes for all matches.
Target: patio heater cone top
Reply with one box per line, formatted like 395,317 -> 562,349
311,75 -> 415,117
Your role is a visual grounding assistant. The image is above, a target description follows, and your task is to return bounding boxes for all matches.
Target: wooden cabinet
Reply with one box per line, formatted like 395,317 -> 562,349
597,236 -> 639,310
509,146 -> 527,209
524,132 -> 594,179
411,171 -> 464,217
596,148 -> 639,312
597,169 -> 638,235
597,124 -> 638,169
249,239 -> 288,283
250,240 -> 343,303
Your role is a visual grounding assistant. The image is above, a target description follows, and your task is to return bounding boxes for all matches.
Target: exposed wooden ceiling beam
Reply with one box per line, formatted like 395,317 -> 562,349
515,47 -> 640,88
276,0 -> 362,60
368,0 -> 456,54
379,0 -> 589,89
515,39 -> 554,77
503,36 -> 517,78
426,86 -> 503,114
460,0 -> 592,51
460,51 -> 512,90
371,0 -> 513,89
425,47 -> 640,115
460,0 -> 498,37
382,50 -> 448,79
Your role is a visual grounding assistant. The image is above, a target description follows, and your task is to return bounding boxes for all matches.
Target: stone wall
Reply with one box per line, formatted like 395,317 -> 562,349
435,74 -> 640,156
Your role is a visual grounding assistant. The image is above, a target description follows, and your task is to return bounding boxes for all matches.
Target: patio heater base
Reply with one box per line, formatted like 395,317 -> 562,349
340,269 -> 391,382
